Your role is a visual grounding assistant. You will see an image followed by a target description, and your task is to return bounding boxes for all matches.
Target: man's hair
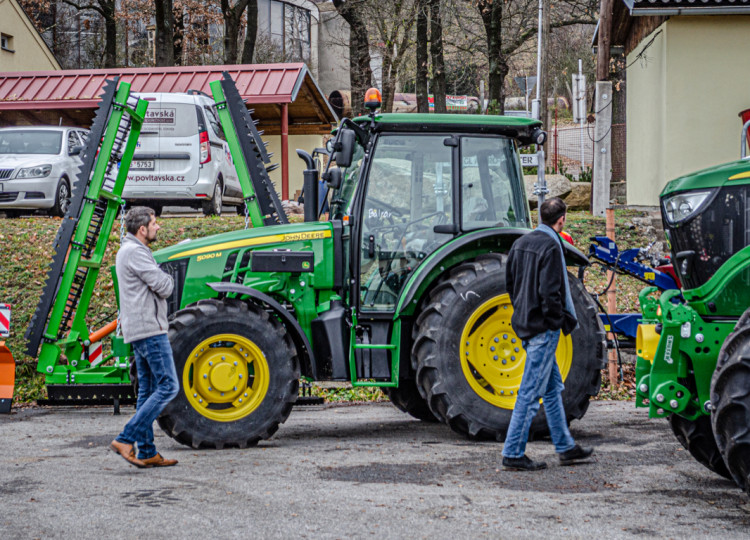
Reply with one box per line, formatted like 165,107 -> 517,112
540,197 -> 567,226
124,206 -> 155,235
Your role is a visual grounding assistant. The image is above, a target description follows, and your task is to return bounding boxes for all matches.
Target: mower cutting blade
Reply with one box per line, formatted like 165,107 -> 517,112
0,341 -> 15,413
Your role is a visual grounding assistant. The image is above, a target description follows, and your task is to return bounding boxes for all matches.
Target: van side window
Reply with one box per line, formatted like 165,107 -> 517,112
204,105 -> 226,141
67,130 -> 80,152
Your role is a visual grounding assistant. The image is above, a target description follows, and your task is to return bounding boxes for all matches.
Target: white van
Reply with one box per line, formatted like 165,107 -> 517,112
122,91 -> 242,216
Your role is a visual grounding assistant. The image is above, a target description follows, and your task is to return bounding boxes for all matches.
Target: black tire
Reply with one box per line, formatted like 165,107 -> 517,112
202,180 -> 223,216
149,204 -> 163,217
384,378 -> 439,422
711,322 -> 750,493
669,414 -> 732,480
413,253 -> 604,440
49,179 -> 71,217
158,299 -> 299,449
236,204 -> 246,216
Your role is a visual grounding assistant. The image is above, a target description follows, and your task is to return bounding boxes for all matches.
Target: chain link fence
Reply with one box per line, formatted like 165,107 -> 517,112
547,122 -> 626,182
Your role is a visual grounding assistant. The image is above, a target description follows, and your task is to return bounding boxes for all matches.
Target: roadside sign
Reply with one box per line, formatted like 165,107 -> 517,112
520,154 -> 539,167
0,304 -> 10,337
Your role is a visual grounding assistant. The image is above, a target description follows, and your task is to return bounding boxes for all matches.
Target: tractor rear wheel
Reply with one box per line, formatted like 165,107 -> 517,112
384,378 -> 439,422
668,414 -> 731,480
158,298 -> 299,449
711,324 -> 750,494
413,254 -> 604,440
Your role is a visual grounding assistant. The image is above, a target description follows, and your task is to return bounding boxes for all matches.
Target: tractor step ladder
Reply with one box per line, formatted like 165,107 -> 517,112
210,72 -> 288,228
25,78 -> 148,405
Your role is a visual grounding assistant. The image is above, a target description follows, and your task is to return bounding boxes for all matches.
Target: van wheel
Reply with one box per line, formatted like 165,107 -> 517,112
202,180 -> 223,216
149,204 -> 163,217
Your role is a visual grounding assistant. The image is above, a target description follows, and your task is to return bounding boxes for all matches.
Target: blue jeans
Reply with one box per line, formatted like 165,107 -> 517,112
502,329 -> 575,458
116,334 -> 179,460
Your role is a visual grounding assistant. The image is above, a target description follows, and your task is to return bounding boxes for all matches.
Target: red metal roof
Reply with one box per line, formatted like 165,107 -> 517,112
0,63 -> 336,134
0,63 -> 311,108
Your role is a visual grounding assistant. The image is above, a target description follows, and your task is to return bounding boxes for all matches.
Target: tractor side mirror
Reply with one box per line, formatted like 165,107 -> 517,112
333,128 -> 356,168
323,168 -> 343,189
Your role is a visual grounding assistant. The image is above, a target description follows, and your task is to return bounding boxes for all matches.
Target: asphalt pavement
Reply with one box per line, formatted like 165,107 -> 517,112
1,400 -> 748,539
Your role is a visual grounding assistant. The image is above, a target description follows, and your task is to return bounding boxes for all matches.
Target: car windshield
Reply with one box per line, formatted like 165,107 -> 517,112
0,130 -> 63,155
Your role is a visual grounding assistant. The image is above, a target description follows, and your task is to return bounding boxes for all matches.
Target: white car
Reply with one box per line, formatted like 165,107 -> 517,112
0,126 -> 88,217
122,91 -> 242,216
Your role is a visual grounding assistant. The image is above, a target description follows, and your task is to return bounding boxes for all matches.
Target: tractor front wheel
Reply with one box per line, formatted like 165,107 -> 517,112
668,414 -> 731,480
711,324 -> 750,494
158,299 -> 299,448
413,254 -> 604,440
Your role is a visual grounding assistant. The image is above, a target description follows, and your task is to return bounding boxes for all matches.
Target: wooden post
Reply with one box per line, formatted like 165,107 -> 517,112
592,81 -> 612,216
281,103 -> 289,201
606,207 -> 618,385
597,0 -> 613,82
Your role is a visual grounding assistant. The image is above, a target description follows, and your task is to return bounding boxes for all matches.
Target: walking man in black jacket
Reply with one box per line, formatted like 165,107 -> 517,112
501,197 -> 594,471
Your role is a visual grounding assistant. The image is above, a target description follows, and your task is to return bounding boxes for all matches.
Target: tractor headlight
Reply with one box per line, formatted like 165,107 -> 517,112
663,190 -> 714,225
15,164 -> 52,179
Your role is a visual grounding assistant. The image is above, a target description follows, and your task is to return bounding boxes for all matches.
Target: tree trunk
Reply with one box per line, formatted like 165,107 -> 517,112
429,0 -> 446,113
222,0 -> 250,64
173,8 -> 185,66
102,0 -> 116,68
597,0 -> 613,81
154,0 -> 174,66
333,0 -> 373,117
477,0 -> 505,113
416,0 -> 429,114
539,0 -> 550,133
381,48 -> 395,113
241,0 -> 258,64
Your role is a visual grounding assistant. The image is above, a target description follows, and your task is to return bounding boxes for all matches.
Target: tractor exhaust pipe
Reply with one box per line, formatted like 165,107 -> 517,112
297,149 -> 319,222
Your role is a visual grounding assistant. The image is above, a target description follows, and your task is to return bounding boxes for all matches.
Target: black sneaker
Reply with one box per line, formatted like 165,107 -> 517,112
502,455 -> 548,471
558,444 -> 594,465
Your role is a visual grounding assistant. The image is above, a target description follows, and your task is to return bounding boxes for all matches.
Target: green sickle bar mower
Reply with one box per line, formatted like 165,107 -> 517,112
636,128 -> 750,494
28,74 -> 606,448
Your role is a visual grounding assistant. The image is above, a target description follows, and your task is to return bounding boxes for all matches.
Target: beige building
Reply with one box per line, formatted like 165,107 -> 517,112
0,0 -> 60,72
609,3 -> 750,207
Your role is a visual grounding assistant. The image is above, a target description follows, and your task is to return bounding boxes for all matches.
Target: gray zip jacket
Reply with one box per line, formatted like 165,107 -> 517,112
115,233 -> 173,344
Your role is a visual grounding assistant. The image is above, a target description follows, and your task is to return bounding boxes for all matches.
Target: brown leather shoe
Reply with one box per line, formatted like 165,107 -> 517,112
141,453 -> 178,467
109,440 -> 147,468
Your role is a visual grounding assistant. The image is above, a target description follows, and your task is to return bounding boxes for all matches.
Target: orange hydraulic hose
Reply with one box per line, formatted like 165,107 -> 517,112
88,319 -> 118,343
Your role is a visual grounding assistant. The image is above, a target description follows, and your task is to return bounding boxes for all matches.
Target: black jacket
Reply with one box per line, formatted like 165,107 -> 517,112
506,229 -> 577,340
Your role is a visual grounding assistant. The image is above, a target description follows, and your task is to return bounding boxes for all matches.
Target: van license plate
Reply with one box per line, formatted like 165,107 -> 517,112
131,160 -> 154,171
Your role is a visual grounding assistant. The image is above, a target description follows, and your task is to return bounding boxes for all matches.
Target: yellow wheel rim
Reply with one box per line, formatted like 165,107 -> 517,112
183,333 -> 270,422
459,294 -> 573,409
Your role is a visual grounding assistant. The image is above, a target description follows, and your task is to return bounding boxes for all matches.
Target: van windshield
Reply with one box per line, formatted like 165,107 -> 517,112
141,103 -> 199,137
0,130 -> 62,155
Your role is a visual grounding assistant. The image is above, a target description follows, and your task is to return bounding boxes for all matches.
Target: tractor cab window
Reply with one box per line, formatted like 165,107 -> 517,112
359,134 -> 454,311
461,136 -> 527,229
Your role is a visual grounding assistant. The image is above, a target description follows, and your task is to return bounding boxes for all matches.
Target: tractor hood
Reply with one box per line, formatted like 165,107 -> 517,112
661,158 -> 750,198
153,221 -> 332,264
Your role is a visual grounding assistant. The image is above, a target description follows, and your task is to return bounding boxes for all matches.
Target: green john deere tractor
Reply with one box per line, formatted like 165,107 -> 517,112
636,149 -> 750,494
148,91 -> 606,449
25,74 -> 605,448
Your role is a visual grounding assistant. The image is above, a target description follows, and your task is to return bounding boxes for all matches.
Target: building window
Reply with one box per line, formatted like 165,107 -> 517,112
1,34 -> 14,53
259,0 -> 311,63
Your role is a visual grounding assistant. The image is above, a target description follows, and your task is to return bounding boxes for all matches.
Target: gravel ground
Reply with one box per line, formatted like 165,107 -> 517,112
1,400 -> 748,539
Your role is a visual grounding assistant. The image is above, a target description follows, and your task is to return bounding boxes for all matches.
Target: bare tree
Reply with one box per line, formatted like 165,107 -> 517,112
221,0 -> 250,64
415,0 -> 430,113
333,0 -> 373,117
241,0 -> 258,63
63,0 -> 117,67
429,0 -> 446,113
154,0 -> 175,66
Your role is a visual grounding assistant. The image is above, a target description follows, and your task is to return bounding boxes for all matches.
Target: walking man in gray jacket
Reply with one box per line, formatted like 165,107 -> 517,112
110,206 -> 179,468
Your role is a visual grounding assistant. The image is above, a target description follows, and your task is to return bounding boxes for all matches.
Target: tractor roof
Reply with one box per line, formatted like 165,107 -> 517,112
351,113 -> 542,143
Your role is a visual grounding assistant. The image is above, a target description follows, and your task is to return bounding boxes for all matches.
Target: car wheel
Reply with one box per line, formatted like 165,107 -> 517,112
49,179 -> 71,217
202,180 -> 223,217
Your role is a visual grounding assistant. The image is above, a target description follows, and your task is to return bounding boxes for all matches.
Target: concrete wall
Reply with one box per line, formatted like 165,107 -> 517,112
264,134 -> 325,199
627,16 -> 750,206
0,0 -> 60,72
